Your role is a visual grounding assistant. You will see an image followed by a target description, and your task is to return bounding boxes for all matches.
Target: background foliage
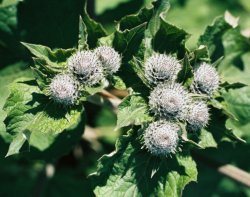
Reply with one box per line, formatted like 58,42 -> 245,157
0,0 -> 250,196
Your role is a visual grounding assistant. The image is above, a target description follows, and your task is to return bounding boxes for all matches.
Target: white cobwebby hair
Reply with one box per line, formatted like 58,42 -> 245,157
144,120 -> 180,157
68,51 -> 104,86
94,46 -> 121,75
49,74 -> 79,105
192,62 -> 219,95
186,101 -> 209,131
149,82 -> 190,120
145,53 -> 182,84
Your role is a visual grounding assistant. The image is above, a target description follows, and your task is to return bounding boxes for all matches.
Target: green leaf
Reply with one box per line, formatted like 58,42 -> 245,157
113,23 -> 147,61
220,81 -> 247,91
222,87 -> 250,143
78,16 -> 89,50
148,0 -> 170,37
110,75 -> 127,90
193,45 -> 210,63
218,31 -> 250,85
22,42 -> 76,91
81,3 -> 107,49
129,56 -> 151,88
209,98 -> 238,121
3,78 -> 83,157
22,42 -> 76,67
199,15 -> 231,60
152,18 -> 190,57
207,108 -> 245,143
83,80 -> 107,96
0,61 -> 32,143
177,54 -> 193,86
119,6 -> 153,31
198,129 -> 217,148
116,94 -> 153,129
91,130 -> 197,197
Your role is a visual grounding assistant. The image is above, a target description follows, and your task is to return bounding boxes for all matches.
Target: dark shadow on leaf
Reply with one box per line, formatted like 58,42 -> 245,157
26,92 -> 68,119
123,136 -> 186,196
27,112 -> 85,162
232,56 -> 244,71
18,79 -> 37,86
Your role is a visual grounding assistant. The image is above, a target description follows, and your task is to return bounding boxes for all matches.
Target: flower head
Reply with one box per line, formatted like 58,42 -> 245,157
68,51 -> 104,86
186,101 -> 209,131
149,83 -> 189,119
144,121 -> 180,157
145,53 -> 182,84
192,62 -> 219,95
49,74 -> 79,105
94,46 -> 121,75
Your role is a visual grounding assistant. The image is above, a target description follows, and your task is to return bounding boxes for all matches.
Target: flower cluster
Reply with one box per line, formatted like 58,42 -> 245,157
145,54 -> 182,84
144,121 -> 180,156
143,53 -> 219,157
49,46 -> 121,105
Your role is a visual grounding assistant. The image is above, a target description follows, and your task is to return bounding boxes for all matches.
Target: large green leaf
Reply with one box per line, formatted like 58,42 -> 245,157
91,130 -> 197,197
81,2 -> 107,49
147,0 -> 170,37
0,61 -> 32,143
22,42 -> 76,67
152,17 -> 190,57
198,129 -> 217,148
218,34 -> 250,85
98,21 -> 147,92
222,87 -> 250,143
78,16 -> 89,50
22,42 -> 76,91
3,78 -> 83,157
199,15 -> 231,60
116,94 -> 153,129
119,6 -> 153,31
113,23 -> 147,61
98,23 -> 147,61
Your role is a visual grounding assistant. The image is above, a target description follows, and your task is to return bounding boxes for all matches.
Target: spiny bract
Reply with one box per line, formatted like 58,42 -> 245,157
149,83 -> 189,119
67,51 -> 104,86
94,46 -> 121,75
186,101 -> 209,131
144,121 -> 180,157
145,53 -> 182,84
192,62 -> 219,95
49,74 -> 79,105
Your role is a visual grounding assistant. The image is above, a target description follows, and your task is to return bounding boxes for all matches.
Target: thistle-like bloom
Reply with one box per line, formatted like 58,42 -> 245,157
145,53 -> 182,84
144,121 -> 180,157
94,46 -> 121,75
49,74 -> 79,105
192,62 -> 219,95
149,83 -> 189,119
68,51 -> 104,86
186,101 -> 209,131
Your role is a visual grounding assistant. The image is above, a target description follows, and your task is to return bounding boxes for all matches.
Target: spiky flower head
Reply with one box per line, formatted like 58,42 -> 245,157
49,74 -> 79,105
94,46 -> 121,75
67,51 -> 104,86
186,101 -> 209,131
145,53 -> 182,84
144,121 -> 180,157
192,62 -> 219,95
149,83 -> 189,120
